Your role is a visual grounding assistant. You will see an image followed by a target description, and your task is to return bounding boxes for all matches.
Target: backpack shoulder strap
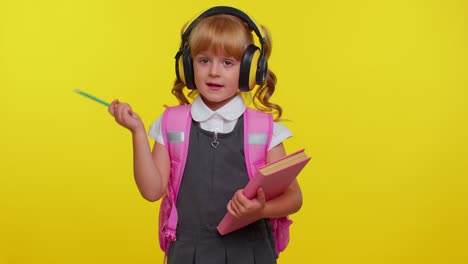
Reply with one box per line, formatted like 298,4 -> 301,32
161,104 -> 192,200
158,105 -> 191,254
243,108 -> 292,257
243,107 -> 273,179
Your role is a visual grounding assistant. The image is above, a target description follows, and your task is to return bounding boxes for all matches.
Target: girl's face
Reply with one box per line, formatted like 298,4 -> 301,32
193,50 -> 240,111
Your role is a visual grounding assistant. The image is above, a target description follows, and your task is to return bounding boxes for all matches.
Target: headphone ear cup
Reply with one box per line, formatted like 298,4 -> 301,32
175,51 -> 185,84
256,55 -> 268,86
182,48 -> 196,89
239,44 -> 261,92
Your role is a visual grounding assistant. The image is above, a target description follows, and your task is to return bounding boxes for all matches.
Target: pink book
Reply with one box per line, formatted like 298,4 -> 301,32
217,149 -> 311,235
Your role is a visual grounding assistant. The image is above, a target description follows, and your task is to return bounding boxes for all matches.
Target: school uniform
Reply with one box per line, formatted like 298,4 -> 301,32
149,95 -> 292,264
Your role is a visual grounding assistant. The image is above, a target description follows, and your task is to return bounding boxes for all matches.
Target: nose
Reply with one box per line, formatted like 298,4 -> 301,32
209,62 -> 220,76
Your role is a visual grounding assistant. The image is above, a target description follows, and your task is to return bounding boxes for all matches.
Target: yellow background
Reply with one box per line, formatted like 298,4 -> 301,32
1,0 -> 467,263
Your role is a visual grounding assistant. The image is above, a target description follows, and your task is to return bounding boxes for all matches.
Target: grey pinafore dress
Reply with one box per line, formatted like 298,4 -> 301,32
167,116 -> 277,264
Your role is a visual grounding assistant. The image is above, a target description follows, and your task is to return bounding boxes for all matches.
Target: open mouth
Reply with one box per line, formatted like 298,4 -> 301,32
207,82 -> 224,90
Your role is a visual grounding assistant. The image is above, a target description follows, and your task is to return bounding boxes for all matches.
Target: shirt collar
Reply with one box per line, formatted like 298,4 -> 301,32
191,95 -> 246,122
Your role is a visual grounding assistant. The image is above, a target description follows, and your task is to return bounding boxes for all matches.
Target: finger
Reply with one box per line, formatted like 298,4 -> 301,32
121,104 -> 134,119
231,197 -> 244,216
130,111 -> 140,119
109,99 -> 119,116
115,102 -> 123,121
235,189 -> 249,208
129,109 -> 140,120
127,106 -> 138,119
227,200 -> 239,218
117,103 -> 130,122
256,187 -> 266,204
115,101 -> 125,119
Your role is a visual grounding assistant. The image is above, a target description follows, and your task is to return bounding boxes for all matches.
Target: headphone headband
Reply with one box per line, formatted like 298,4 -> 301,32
181,6 -> 265,46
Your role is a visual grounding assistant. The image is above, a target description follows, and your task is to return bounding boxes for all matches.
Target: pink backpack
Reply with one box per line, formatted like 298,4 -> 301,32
159,105 -> 292,257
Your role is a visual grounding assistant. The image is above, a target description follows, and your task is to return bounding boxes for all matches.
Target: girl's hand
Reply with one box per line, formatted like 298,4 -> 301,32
227,188 -> 266,219
108,99 -> 144,133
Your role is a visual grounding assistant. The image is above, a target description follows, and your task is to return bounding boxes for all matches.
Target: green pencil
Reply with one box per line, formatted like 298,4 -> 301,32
74,89 -> 110,107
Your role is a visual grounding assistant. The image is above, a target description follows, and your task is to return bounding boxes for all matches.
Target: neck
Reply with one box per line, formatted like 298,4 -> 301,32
201,94 -> 238,111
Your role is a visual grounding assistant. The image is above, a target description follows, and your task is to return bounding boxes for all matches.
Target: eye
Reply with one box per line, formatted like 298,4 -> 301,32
199,58 -> 209,64
223,60 -> 234,66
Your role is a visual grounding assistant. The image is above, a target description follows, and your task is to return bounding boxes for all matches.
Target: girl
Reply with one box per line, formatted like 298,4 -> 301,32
109,6 -> 302,264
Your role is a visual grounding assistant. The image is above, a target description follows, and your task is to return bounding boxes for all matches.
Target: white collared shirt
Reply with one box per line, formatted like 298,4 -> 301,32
148,95 -> 292,150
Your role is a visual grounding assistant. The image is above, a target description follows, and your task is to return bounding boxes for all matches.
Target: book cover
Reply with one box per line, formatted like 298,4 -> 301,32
217,149 -> 311,235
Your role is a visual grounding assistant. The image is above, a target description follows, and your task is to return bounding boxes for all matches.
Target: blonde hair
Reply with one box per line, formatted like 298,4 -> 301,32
171,14 -> 283,120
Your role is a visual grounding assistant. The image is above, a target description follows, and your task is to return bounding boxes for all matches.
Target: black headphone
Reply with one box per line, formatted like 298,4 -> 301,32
174,6 -> 268,91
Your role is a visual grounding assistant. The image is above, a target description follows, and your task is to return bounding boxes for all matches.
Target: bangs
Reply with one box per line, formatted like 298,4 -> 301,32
189,15 -> 253,59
